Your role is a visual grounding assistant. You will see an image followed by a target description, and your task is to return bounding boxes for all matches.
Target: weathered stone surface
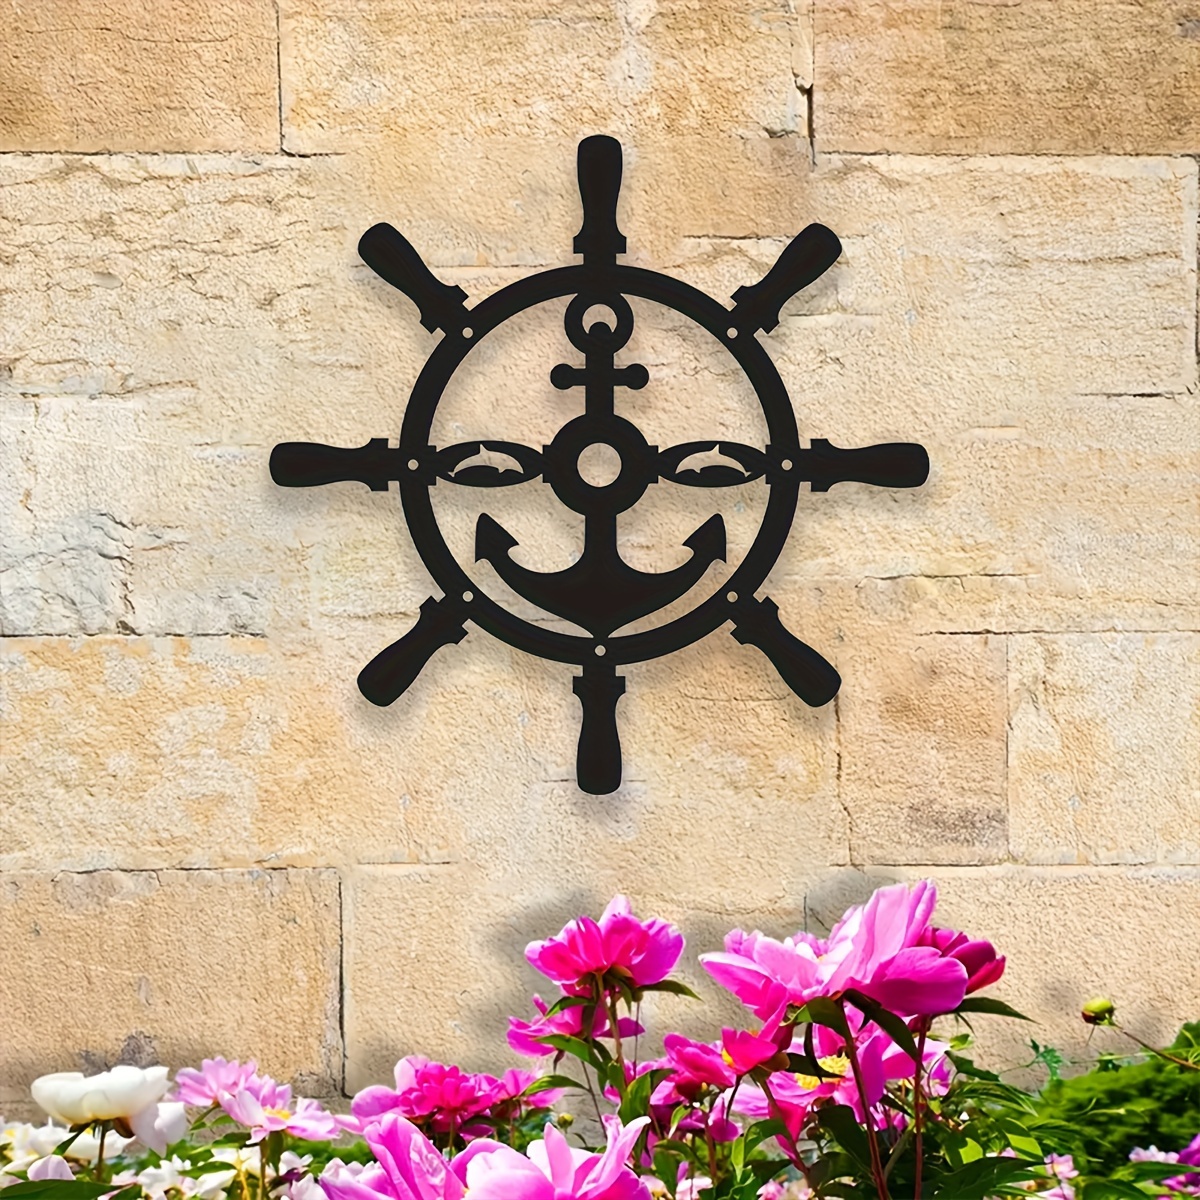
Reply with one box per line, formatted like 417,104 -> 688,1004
759,156 -> 1200,635
814,0 -> 1200,154
279,0 -> 812,261
0,0 -> 279,152
0,869 -> 341,1106
835,631 -> 1009,865
281,0 -> 806,149
0,637 -> 418,870
1009,634 -> 1200,865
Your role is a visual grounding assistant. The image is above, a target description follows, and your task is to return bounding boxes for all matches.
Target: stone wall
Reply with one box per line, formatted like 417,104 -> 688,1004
1,0 -> 1197,1107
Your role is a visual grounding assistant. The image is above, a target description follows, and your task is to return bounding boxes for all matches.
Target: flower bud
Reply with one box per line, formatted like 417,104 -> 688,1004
555,1112 -> 574,1130
1081,996 -> 1116,1025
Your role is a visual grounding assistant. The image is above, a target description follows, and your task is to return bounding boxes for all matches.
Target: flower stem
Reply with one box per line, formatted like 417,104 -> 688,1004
912,1018 -> 930,1200
1116,1024 -> 1200,1071
837,1001 -> 890,1200
94,1121 -> 108,1185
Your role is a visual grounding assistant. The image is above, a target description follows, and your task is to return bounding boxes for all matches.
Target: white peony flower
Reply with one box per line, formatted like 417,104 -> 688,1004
129,1101 -> 189,1155
31,1066 -> 171,1126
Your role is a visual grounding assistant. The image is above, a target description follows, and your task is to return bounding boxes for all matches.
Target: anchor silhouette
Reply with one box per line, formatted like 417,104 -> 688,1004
269,135 -> 931,794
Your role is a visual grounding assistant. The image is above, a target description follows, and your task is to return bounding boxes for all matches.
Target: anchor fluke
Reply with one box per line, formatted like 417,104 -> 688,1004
730,596 -> 841,707
475,512 -> 726,638
358,595 -> 469,707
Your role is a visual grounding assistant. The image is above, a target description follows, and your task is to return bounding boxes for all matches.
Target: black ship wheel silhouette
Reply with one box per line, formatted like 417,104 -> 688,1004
271,137 -> 928,794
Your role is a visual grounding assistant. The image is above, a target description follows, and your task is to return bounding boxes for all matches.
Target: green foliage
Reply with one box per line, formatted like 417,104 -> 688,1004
1026,1023 -> 1200,1173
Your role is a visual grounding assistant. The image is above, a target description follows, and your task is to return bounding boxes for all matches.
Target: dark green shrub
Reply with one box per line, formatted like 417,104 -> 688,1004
1031,1023 -> 1200,1172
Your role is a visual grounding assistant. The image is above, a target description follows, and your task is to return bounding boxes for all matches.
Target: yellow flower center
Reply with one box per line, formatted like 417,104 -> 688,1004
793,1054 -> 849,1091
264,1107 -> 292,1122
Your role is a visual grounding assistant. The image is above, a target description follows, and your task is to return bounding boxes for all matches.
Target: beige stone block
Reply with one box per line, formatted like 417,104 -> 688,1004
343,864 -> 528,1085
0,869 -> 341,1104
0,153 -> 427,637
1009,634 -> 1200,865
836,631 -> 1008,865
814,0 -> 1200,154
0,636 -> 419,870
279,0 -> 813,261
281,0 -> 803,151
0,0 -> 279,152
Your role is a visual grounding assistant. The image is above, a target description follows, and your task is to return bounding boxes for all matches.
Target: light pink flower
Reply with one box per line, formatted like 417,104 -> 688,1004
452,1114 -> 652,1200
173,1059 -> 260,1108
223,1075 -> 339,1143
525,896 -> 683,992
701,881 -> 968,1019
320,1117 -> 464,1200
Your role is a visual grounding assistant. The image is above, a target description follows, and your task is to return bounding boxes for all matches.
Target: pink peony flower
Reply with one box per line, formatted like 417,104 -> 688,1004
660,1033 -> 735,1096
508,995 -> 643,1058
733,1017 -> 948,1133
700,881 -> 969,1019
349,1057 -> 499,1139
172,1058 -> 260,1108
719,1027 -> 787,1076
525,896 -> 683,992
320,1116 -> 464,1200
322,1111 -> 651,1200
483,1069 -> 561,1121
918,926 -> 1006,995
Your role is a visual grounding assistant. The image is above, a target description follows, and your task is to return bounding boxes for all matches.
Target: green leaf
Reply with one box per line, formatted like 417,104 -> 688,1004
842,988 -> 920,1063
522,1073 -> 583,1095
946,1050 -> 1001,1081
955,996 -> 1032,1022
541,995 -> 593,1018
816,1103 -> 872,1172
639,980 -> 701,1001
617,1067 -> 670,1124
792,996 -> 851,1039
741,1118 -> 788,1156
927,1154 -> 1040,1197
0,1185 -> 115,1200
537,1033 -> 610,1068
1079,1180 -> 1158,1200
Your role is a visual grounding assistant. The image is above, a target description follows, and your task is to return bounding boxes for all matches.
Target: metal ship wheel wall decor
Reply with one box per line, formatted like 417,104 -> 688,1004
270,136 -> 929,794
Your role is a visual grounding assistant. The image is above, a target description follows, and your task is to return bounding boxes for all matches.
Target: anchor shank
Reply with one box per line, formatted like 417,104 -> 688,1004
573,662 -> 626,794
